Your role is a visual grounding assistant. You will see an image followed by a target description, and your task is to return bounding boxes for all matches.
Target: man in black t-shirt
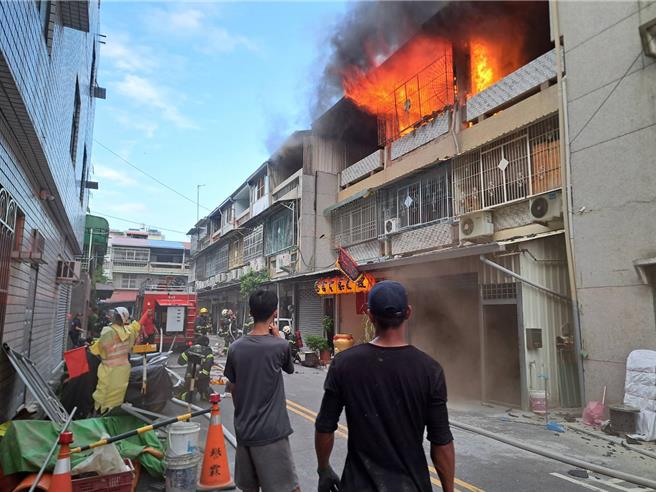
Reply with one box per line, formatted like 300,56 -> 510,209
314,281 -> 455,492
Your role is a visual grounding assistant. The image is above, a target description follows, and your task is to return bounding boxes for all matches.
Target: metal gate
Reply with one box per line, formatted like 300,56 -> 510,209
296,282 -> 324,339
0,188 -> 17,338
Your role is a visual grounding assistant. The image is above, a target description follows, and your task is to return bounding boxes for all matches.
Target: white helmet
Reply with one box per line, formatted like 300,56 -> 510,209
282,326 -> 291,335
115,307 -> 130,324
221,308 -> 229,317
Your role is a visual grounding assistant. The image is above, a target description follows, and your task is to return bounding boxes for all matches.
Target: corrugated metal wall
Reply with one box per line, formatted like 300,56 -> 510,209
518,235 -> 575,406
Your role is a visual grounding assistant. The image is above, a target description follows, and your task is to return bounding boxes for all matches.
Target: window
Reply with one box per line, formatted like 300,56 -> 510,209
222,207 -> 234,227
453,115 -> 561,215
0,188 -> 18,338
332,197 -> 377,247
112,247 -> 149,262
243,224 -> 263,260
89,45 -> 97,95
397,182 -> 421,228
35,1 -> 51,47
195,255 -> 207,281
70,80 -> 81,165
79,147 -> 88,204
229,238 -> 243,269
377,167 -> 451,234
254,175 -> 266,200
120,274 -> 138,289
12,210 -> 25,255
216,244 -> 229,272
265,208 -> 294,256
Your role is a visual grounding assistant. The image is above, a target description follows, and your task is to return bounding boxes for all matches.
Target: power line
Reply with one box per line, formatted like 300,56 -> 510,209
93,139 -> 212,212
89,210 -> 190,235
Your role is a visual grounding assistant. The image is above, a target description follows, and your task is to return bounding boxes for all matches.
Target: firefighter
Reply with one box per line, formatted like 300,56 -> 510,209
195,307 -> 212,335
90,307 -> 149,413
218,308 -> 238,355
177,334 -> 214,402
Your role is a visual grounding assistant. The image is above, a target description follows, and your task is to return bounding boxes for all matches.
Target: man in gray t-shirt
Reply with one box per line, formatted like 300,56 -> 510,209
224,289 -> 300,492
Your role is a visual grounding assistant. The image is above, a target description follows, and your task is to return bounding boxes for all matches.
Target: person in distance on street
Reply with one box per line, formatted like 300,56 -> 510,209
224,289 -> 300,492
314,280 -> 455,492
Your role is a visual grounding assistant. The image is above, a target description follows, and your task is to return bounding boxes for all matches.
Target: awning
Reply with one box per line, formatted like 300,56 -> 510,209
322,189 -> 371,216
361,242 -> 505,272
103,290 -> 138,304
156,298 -> 194,307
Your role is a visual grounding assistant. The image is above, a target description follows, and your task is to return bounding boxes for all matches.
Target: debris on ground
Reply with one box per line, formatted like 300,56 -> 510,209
568,469 -> 589,479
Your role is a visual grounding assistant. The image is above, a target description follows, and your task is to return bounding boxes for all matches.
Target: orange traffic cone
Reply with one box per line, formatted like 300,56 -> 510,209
48,431 -> 73,492
198,393 -> 235,490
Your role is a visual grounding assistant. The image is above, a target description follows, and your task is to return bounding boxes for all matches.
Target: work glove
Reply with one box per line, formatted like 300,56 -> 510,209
318,466 -> 341,492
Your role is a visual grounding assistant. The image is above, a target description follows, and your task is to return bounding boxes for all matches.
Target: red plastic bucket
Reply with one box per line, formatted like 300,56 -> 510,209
64,346 -> 90,378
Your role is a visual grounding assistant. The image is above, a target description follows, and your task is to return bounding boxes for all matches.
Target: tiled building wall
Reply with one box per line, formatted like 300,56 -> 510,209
0,1 -> 100,420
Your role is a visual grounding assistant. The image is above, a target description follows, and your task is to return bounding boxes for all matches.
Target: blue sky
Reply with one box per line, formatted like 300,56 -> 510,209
90,1 -> 347,241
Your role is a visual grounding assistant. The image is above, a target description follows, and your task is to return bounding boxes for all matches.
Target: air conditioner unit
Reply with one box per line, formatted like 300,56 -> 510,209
56,260 -> 81,283
459,211 -> 494,241
529,191 -> 563,222
384,218 -> 400,234
275,252 -> 292,273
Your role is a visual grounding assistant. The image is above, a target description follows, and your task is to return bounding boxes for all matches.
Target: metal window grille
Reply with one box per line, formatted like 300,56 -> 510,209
229,238 -> 244,269
378,48 -> 455,145
378,166 -> 451,234
216,244 -> 229,273
332,196 -> 377,247
112,247 -> 150,262
0,189 -> 17,337
195,255 -> 207,280
482,282 -> 517,300
243,224 -> 263,261
265,207 -> 294,256
453,115 -> 560,215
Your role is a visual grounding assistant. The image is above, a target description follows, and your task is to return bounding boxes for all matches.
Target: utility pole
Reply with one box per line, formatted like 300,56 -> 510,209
196,184 -> 206,223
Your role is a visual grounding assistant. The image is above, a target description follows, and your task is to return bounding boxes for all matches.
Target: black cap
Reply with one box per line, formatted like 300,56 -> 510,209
368,281 -> 408,319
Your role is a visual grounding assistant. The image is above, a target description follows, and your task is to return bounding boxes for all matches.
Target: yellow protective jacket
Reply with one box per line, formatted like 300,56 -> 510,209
90,321 -> 141,413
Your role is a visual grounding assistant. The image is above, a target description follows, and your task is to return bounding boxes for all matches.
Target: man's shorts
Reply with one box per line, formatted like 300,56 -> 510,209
235,437 -> 299,492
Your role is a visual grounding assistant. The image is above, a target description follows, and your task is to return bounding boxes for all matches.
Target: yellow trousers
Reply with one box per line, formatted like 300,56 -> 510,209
92,362 -> 131,413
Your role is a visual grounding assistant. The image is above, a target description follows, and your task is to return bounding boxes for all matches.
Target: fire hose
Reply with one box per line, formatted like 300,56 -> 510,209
70,407 -> 211,454
450,419 -> 656,489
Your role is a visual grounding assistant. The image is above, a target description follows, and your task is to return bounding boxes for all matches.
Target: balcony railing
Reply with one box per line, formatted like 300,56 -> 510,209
340,149 -> 384,188
110,260 -> 190,275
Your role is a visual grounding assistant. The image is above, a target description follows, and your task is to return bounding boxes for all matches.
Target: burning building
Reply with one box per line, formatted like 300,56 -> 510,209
319,0 -> 582,410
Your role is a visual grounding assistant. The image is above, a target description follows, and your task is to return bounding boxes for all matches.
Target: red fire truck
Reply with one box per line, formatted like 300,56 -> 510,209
134,282 -> 197,351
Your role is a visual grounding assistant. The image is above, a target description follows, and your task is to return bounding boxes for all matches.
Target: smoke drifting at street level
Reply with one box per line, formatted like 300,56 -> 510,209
312,1 -> 443,117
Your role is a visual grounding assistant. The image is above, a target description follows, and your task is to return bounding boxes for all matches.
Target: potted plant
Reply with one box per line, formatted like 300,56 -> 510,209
306,335 -> 331,364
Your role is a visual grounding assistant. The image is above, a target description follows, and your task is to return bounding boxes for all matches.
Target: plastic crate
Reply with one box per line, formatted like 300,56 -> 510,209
72,458 -> 135,492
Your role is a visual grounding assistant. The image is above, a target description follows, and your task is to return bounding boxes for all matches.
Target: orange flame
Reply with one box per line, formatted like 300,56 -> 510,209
470,40 -> 495,93
342,35 -> 454,141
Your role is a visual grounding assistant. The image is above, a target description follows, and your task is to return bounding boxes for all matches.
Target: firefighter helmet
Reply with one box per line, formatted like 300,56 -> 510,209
199,307 -> 209,315
115,307 -> 130,324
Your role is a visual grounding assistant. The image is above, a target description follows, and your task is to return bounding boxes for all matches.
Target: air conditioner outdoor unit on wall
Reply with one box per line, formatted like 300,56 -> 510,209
459,211 -> 494,241
384,218 -> 400,234
56,260 -> 81,283
275,252 -> 292,273
529,191 -> 563,223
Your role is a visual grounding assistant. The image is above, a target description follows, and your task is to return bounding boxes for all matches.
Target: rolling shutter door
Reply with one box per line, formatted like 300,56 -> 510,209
51,284 -> 71,362
296,282 -> 323,339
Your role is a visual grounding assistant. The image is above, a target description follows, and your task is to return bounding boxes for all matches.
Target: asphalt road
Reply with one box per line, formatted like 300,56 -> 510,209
216,361 -> 655,492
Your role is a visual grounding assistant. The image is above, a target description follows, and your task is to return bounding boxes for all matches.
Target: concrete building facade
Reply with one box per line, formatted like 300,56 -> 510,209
0,0 -> 102,420
555,1 -> 656,403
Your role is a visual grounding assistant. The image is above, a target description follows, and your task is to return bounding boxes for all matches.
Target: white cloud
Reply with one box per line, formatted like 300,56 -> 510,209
102,35 -> 157,73
202,27 -> 259,54
93,165 -> 136,187
146,5 -> 258,55
110,108 -> 159,138
113,74 -> 197,129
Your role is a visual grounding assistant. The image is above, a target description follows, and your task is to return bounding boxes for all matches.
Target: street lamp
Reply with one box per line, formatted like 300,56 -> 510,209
196,184 -> 206,223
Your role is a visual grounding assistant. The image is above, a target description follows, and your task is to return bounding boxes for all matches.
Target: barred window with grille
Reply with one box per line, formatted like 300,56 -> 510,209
120,274 -> 138,289
216,244 -> 229,272
331,196 -> 377,247
453,115 -> 560,215
243,224 -> 263,260
378,166 -> 451,234
112,247 -> 150,262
